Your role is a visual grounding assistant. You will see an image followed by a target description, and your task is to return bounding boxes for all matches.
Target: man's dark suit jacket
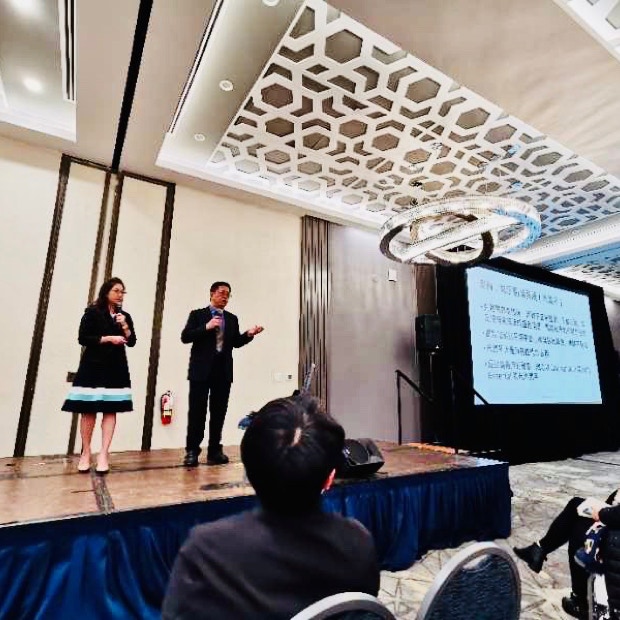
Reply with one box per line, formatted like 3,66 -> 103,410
161,507 -> 380,620
181,307 -> 252,383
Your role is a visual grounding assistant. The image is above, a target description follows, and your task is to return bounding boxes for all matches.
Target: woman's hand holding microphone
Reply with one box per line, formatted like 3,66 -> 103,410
100,335 -> 127,345
115,312 -> 130,332
115,311 -> 131,340
100,313 -> 130,345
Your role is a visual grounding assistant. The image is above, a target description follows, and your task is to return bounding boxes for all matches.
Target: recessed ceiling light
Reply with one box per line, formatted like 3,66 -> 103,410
194,133 -> 206,142
262,0 -> 280,6
23,77 -> 44,94
219,80 -> 234,92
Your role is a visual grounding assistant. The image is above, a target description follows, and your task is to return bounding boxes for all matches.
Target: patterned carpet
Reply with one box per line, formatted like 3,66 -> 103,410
378,450 -> 620,618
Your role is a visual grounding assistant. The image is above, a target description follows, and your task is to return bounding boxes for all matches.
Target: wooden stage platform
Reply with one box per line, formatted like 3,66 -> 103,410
0,441 -> 502,526
0,442 -> 511,619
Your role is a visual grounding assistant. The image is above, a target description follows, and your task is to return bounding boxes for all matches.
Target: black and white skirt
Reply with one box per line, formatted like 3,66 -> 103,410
62,386 -> 133,413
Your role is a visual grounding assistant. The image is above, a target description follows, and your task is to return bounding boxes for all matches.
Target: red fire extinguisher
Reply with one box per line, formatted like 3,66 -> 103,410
160,390 -> 174,425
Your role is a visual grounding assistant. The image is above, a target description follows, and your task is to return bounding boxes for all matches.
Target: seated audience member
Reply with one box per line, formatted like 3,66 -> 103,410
514,490 -> 620,619
161,395 -> 380,620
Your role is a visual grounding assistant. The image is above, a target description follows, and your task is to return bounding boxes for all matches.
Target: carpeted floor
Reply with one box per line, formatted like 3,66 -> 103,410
378,450 -> 620,618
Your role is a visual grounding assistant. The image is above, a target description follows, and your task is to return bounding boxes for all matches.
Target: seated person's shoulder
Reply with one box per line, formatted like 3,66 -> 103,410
186,512 -> 255,548
325,512 -> 374,542
322,513 -> 379,586
345,514 -> 373,534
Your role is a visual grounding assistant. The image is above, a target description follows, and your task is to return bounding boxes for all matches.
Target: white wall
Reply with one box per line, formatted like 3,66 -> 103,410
27,163 -> 107,456
0,137 -> 61,457
110,177 -> 168,452
0,134 -> 301,457
151,185 -> 301,450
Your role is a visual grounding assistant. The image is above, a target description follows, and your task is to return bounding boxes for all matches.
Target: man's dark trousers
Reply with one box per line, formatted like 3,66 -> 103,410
186,357 -> 231,453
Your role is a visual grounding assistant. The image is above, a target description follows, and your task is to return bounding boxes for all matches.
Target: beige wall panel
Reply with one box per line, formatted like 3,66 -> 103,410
111,177 -> 166,452
0,137 -> 60,458
27,164 -> 106,456
328,225 -> 418,442
152,186 -> 301,451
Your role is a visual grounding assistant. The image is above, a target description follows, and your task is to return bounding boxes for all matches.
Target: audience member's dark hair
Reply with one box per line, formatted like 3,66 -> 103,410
210,281 -> 231,294
241,395 -> 345,515
92,277 -> 125,311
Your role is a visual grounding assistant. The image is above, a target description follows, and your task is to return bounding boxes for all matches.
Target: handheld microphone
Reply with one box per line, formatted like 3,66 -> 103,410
115,303 -> 123,330
211,307 -> 223,326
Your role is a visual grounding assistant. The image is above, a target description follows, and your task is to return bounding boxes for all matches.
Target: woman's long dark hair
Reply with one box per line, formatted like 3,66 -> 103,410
92,277 -> 125,311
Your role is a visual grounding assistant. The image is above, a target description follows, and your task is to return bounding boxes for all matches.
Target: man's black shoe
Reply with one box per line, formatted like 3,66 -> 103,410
513,543 -> 546,573
561,593 -> 588,619
183,450 -> 200,467
206,449 -> 229,466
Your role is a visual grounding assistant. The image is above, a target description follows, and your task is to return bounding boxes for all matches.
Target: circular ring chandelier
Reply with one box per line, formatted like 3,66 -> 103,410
379,196 -> 541,266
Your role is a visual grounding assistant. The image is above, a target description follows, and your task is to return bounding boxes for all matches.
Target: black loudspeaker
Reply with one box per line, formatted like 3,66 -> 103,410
415,314 -> 442,352
337,438 -> 385,478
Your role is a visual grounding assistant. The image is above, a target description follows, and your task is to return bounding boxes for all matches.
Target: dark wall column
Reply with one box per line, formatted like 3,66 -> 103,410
299,216 -> 329,405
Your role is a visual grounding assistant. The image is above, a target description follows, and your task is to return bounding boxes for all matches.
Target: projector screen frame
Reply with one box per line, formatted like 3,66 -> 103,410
435,257 -> 619,460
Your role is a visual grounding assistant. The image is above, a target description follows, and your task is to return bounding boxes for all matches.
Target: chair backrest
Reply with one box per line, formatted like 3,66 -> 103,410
603,528 -> 620,615
587,573 -> 609,620
290,592 -> 396,620
589,528 -> 620,620
416,542 -> 521,620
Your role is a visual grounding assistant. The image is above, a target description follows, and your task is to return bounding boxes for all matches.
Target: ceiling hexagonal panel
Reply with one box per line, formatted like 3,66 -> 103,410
204,0 -> 619,236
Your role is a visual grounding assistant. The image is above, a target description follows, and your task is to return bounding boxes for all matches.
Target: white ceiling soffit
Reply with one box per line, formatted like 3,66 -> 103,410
0,0 -> 140,165
119,0 -> 217,174
0,0 -> 75,140
123,0 -> 304,178
554,0 -> 620,62
510,212 -> 620,298
153,0 -> 305,169
158,0 -> 620,234
554,265 -> 620,299
72,0 -> 140,164
512,212 -> 620,263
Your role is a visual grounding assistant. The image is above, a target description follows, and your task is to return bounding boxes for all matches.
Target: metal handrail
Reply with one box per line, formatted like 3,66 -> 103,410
395,369 -> 435,445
